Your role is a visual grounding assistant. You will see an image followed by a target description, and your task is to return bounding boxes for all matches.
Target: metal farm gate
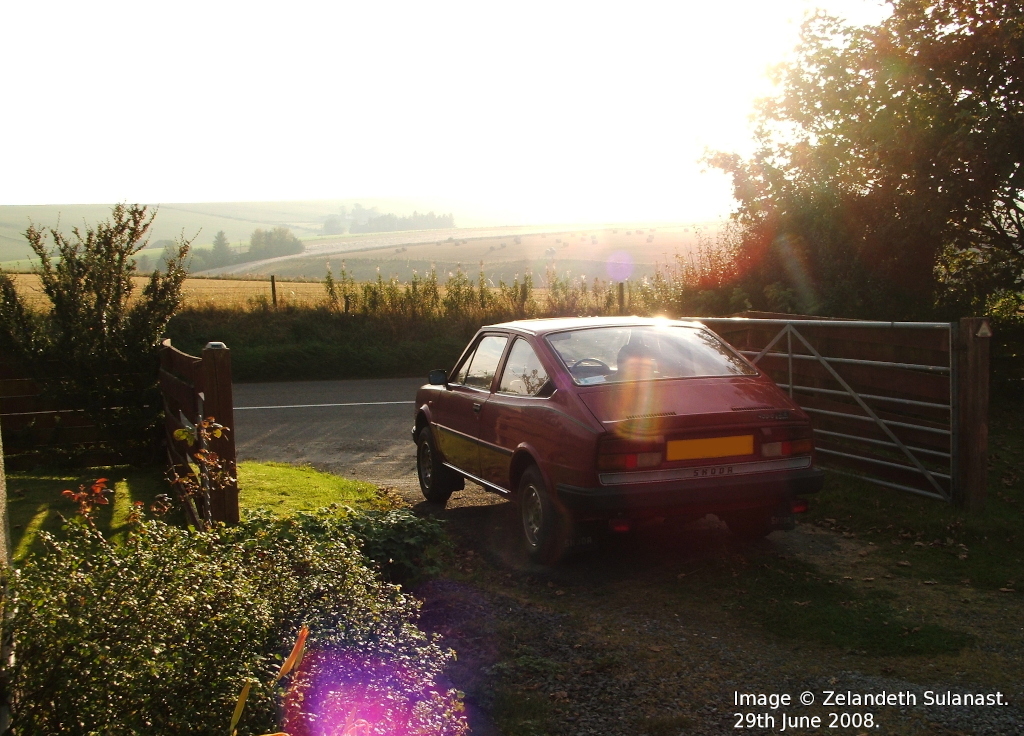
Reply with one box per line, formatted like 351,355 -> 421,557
700,315 -> 992,509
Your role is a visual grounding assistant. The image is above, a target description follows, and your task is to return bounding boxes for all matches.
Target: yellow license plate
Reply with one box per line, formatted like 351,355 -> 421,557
666,435 -> 754,461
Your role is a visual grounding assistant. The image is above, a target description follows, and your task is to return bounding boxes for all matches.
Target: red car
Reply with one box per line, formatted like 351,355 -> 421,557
412,317 -> 823,562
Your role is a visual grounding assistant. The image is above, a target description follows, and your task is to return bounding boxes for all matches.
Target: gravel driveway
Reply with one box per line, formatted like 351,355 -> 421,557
233,379 -> 1023,735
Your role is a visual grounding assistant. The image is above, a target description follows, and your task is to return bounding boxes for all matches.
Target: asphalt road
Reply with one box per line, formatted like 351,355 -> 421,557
232,377 -> 504,509
233,376 -> 422,487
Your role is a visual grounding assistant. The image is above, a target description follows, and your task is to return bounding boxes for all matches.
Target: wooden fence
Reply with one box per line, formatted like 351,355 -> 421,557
0,361 -> 119,470
701,313 -> 991,509
158,339 -> 238,525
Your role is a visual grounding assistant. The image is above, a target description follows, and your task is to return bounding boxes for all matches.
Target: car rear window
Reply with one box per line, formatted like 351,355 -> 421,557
546,325 -> 756,385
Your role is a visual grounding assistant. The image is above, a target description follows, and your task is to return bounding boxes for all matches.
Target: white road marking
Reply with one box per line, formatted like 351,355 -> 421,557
235,400 -> 416,410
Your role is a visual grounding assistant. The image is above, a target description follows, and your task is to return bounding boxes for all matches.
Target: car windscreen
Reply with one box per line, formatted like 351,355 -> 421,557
545,325 -> 756,385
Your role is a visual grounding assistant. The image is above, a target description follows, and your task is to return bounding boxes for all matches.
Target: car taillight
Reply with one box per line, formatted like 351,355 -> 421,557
597,436 -> 664,471
597,451 -> 662,471
761,438 -> 814,458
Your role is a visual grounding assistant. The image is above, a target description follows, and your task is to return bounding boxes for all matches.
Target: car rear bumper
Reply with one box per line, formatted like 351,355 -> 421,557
555,466 -> 824,519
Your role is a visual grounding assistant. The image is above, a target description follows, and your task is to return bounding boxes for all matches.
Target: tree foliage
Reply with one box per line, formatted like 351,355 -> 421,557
210,229 -> 233,266
349,210 -> 455,234
248,226 -> 304,260
711,0 -> 1024,317
0,204 -> 189,461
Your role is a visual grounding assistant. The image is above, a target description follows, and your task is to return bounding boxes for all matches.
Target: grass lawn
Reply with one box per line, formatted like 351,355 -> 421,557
236,461 -> 385,515
5,461 -> 385,561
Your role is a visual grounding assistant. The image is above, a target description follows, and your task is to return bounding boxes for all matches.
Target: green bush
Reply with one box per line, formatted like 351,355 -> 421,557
5,510 -> 466,736
0,204 -> 190,463
337,508 -> 451,584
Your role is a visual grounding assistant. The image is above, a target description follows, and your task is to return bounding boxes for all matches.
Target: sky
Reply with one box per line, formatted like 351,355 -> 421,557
0,0 -> 890,225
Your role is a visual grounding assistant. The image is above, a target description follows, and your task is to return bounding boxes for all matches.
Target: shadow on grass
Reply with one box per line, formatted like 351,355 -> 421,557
720,555 -> 973,656
6,466 -> 173,560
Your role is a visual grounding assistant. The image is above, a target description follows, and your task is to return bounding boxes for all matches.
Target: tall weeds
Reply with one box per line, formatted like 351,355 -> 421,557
319,227 -> 745,325
164,234 -> 751,381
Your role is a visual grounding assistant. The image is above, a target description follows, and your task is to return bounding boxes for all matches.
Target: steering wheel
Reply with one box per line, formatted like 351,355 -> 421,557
572,358 -> 611,372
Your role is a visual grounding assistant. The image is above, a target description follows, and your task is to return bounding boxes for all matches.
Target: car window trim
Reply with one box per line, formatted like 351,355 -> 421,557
449,335 -> 480,387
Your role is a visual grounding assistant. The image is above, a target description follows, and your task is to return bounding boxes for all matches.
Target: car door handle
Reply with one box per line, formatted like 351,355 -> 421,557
473,402 -> 482,413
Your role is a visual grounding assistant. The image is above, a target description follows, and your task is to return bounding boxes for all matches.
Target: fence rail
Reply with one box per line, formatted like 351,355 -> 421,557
0,361 -> 125,469
158,339 -> 238,525
699,314 -> 991,509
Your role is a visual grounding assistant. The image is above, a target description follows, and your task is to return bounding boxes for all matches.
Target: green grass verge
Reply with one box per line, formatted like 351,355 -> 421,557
237,461 -> 384,516
7,461 -> 386,560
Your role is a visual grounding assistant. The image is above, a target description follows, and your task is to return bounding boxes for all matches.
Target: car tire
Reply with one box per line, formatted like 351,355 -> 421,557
416,426 -> 463,505
518,465 -> 572,564
723,509 -> 774,540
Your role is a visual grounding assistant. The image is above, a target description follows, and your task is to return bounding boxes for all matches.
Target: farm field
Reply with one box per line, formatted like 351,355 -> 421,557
6,220 -> 717,303
206,222 -> 712,283
8,273 -> 327,310
0,198 -> 475,265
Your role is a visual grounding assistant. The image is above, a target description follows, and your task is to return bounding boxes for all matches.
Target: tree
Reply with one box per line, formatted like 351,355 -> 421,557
210,230 -> 233,267
0,204 -> 190,462
247,227 -> 304,260
711,0 -> 1024,318
322,215 -> 345,235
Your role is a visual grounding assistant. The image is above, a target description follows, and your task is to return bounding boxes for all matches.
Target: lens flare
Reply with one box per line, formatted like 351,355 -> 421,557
281,648 -> 466,736
772,233 -> 817,311
605,251 -> 633,282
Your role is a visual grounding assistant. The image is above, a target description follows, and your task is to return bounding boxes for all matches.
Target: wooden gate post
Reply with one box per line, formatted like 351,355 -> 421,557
953,317 -> 992,511
201,342 -> 239,524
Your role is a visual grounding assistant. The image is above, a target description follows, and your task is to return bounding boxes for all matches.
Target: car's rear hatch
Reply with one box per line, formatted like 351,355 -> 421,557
578,376 -> 814,483
578,375 -> 801,434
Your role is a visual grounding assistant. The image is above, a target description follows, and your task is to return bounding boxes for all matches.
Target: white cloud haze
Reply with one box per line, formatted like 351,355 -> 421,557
0,0 -> 889,224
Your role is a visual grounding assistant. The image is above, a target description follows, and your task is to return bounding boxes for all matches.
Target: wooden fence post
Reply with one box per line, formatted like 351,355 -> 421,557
953,317 -> 992,510
201,342 -> 239,524
271,275 -> 277,309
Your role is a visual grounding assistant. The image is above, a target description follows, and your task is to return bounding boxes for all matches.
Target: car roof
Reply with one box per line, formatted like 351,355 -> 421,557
487,316 -> 707,336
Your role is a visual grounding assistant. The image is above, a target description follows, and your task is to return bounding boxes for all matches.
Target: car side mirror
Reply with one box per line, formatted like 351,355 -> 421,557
535,379 -> 555,398
428,369 -> 448,387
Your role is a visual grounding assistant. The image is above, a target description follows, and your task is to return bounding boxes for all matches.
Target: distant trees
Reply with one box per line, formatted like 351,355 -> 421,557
248,227 -> 304,259
349,210 -> 455,234
319,205 -> 456,237
322,215 -> 345,235
710,0 -> 1024,318
175,227 -> 305,273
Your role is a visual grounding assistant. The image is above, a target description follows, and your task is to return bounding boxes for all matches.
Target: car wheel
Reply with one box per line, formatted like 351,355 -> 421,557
723,509 -> 774,540
518,465 -> 571,564
416,426 -> 463,504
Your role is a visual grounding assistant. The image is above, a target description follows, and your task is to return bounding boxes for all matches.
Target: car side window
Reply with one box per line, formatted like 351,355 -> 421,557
498,338 -> 550,396
463,335 -> 508,390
